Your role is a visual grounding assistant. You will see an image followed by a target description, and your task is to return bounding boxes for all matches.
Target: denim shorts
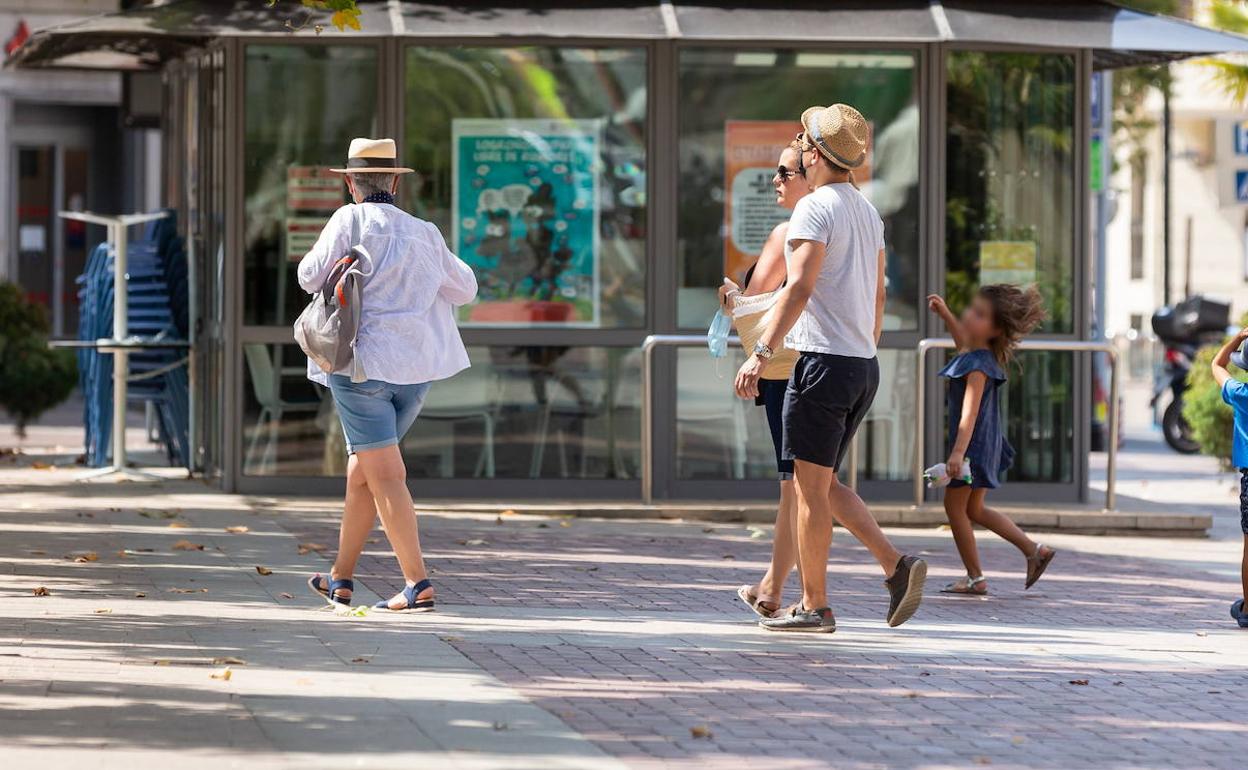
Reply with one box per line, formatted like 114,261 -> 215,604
328,375 -> 431,454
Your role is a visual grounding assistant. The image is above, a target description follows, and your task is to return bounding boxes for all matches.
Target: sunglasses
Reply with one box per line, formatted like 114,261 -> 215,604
776,164 -> 804,182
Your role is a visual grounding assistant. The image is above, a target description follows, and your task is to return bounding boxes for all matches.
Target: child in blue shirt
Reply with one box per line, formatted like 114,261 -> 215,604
1210,327 -> 1248,628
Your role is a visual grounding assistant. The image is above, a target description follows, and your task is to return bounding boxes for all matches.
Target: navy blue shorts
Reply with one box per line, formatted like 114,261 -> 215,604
756,378 -> 794,479
782,353 -> 879,471
1240,469 -> 1248,534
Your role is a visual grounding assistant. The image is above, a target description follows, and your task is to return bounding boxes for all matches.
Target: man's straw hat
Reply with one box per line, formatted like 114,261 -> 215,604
330,137 -> 414,174
800,104 -> 869,170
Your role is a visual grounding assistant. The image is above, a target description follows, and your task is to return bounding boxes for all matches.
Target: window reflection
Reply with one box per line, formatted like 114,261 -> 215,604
945,51 -> 1075,333
404,47 -> 647,328
241,344 -> 640,479
944,52 -> 1075,486
675,347 -> 914,481
676,49 -> 920,331
242,45 -> 378,326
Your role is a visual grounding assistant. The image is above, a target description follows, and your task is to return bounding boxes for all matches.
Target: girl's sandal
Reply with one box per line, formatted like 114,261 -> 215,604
307,574 -> 354,606
736,584 -> 780,619
373,578 -> 436,613
940,575 -> 988,595
1025,544 -> 1056,589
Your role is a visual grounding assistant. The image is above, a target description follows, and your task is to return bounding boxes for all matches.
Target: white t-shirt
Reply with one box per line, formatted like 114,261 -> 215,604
783,183 -> 884,359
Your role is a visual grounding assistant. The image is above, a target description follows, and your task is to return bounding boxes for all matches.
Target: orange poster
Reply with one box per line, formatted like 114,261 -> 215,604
723,119 -> 874,285
723,121 -> 801,285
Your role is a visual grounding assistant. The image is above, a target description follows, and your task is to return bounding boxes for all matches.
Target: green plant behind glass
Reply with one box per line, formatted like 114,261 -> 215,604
945,51 -> 1074,333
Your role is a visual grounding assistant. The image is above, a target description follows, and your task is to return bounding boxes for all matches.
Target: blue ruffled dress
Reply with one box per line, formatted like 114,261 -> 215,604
939,348 -> 1013,489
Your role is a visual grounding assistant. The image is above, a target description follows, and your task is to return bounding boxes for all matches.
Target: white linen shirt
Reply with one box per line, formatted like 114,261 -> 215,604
297,202 -> 478,386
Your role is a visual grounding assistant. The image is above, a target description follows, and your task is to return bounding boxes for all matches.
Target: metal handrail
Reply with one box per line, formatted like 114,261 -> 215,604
639,334 -> 859,504
913,338 -> 1120,511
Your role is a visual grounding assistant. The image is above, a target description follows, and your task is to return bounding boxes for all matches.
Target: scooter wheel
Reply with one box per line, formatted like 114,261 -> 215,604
1162,399 -> 1200,454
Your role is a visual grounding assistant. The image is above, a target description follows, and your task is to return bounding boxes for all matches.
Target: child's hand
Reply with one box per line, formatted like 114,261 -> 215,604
946,451 -> 964,480
927,294 -> 949,316
1236,326 -> 1248,342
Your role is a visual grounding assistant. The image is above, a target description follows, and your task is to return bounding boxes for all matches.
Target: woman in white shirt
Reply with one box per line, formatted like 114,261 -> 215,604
297,138 -> 477,612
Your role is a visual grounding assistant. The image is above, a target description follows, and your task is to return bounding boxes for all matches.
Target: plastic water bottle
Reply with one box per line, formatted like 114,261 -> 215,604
707,308 -> 731,358
922,462 -> 974,488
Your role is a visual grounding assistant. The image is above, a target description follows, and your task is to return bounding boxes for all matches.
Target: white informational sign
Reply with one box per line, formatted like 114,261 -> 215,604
285,217 -> 325,262
19,224 -> 46,252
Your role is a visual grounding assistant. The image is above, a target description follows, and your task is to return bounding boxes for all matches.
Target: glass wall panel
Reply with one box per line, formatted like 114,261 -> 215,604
675,347 -> 914,481
677,49 -> 921,330
945,51 -> 1075,332
404,47 -> 647,328
241,344 -> 640,479
944,52 -> 1076,485
243,45 -> 378,326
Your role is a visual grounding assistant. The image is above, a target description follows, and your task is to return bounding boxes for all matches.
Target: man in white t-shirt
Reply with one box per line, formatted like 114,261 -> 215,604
733,104 -> 927,633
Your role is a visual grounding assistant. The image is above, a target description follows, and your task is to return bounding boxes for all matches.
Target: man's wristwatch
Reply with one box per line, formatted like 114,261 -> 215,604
752,342 -> 774,361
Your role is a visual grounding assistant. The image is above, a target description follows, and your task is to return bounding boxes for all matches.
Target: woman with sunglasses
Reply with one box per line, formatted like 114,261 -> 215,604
722,140 -> 810,618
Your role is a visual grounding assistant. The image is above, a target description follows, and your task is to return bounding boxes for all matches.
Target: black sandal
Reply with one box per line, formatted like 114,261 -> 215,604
307,573 -> 354,606
373,578 -> 436,612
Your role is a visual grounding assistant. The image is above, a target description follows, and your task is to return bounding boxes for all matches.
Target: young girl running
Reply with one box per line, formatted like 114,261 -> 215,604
927,285 -> 1056,595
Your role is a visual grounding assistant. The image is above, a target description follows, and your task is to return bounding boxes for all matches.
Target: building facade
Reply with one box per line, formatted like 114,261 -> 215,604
14,1 -> 1247,502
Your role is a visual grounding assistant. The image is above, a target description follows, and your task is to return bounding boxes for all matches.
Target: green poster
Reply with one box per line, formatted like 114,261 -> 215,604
452,118 -> 601,327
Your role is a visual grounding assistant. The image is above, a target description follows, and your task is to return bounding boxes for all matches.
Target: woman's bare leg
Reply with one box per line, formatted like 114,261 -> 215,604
943,486 -> 983,578
353,444 -> 434,608
755,479 -> 800,609
967,489 -> 1037,555
327,454 -> 376,601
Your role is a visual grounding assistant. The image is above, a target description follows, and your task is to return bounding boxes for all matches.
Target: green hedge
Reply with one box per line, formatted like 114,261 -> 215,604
0,282 -> 77,438
1182,318 -> 1248,469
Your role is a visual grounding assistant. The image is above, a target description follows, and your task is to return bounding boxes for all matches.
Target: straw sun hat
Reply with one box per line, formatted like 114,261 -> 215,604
330,137 -> 414,174
800,104 -> 869,170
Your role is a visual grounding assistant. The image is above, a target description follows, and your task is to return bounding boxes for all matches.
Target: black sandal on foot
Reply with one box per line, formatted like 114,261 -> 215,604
373,578 -> 435,612
308,574 -> 354,606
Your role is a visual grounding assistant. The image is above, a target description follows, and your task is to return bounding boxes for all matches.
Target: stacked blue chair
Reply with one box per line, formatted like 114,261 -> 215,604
76,210 -> 190,468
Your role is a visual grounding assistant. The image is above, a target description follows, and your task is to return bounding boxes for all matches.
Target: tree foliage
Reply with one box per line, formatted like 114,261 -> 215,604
0,283 -> 76,438
264,0 -> 362,33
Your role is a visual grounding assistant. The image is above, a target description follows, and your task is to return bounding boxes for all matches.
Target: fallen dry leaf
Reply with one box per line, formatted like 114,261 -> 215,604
134,592 -> 146,598
138,509 -> 178,520
225,526 -> 250,534
721,554 -> 735,560
31,461 -> 53,470
690,725 -> 713,739
255,566 -> 273,576
33,586 -> 51,596
93,608 -> 112,614
72,551 -> 99,563
172,540 -> 205,551
297,542 -> 329,555
152,659 -> 171,666
115,550 -> 131,559
168,521 -> 189,529
166,587 -> 209,594
1011,736 -> 1026,746
492,721 -> 508,731
351,656 -> 371,664
279,592 -> 294,599
701,527 -> 715,533
28,550 -> 46,556
365,537 -> 381,544
1069,679 -> 1089,686
973,757 -> 992,766
500,509 -> 517,516
559,520 -> 571,528
210,667 -> 232,681
212,656 -> 246,666
1195,630 -> 1208,637
458,538 -> 488,546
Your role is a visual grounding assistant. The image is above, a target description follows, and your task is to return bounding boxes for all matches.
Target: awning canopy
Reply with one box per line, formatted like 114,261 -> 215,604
9,0 -> 1248,71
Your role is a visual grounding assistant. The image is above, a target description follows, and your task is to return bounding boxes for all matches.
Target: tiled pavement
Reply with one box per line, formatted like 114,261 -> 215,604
1,464 -> 1244,769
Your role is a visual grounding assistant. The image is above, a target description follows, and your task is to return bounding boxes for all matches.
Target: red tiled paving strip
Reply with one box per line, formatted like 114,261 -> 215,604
285,516 -> 1246,769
